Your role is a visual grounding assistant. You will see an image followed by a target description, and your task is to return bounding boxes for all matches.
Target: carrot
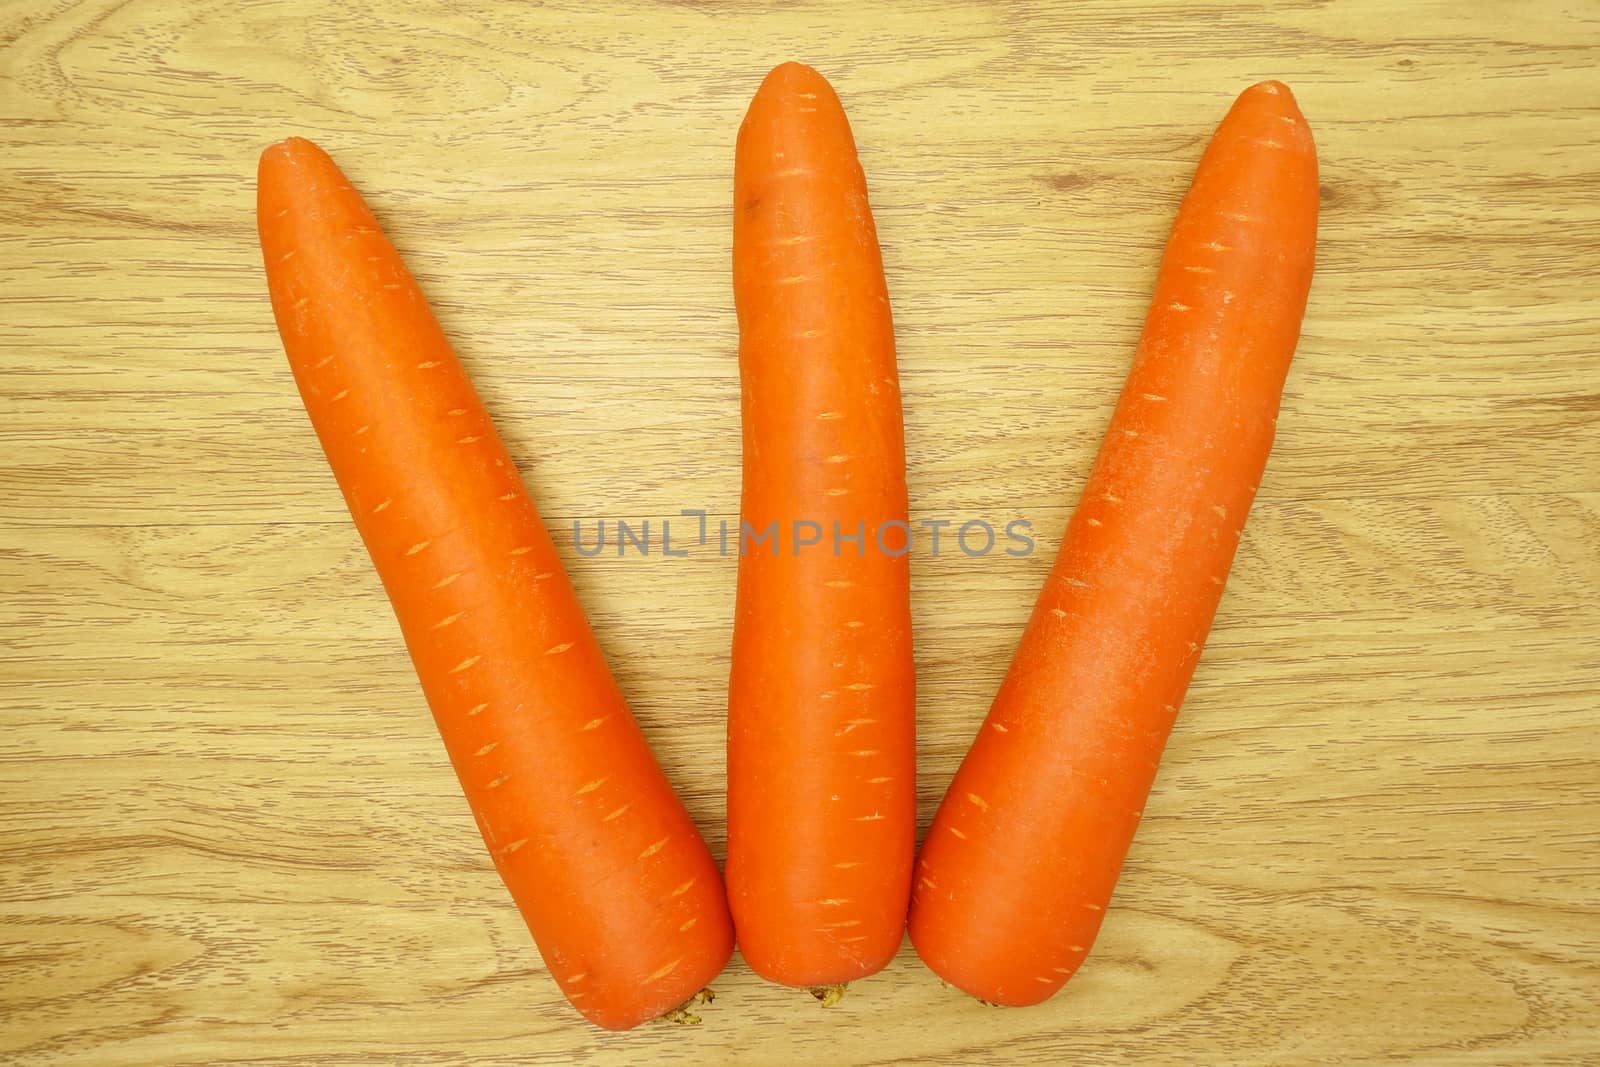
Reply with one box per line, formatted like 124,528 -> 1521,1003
256,137 -> 733,1031
907,81 -> 1319,1006
727,62 -> 916,990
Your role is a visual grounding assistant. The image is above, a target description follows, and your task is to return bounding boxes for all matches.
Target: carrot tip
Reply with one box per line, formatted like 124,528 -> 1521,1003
769,60 -> 819,78
756,60 -> 829,98
259,135 -> 318,164
1244,80 -> 1303,116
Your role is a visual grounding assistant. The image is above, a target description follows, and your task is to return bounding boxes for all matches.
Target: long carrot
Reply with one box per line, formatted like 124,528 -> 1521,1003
256,137 -> 733,1031
907,81 -> 1319,1006
727,63 -> 916,992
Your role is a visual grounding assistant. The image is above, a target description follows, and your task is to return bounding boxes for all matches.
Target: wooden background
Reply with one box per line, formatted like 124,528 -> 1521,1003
3,1 -> 1597,1063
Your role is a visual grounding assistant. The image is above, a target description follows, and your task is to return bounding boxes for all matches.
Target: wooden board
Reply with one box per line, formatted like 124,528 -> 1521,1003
2,1 -> 1597,1063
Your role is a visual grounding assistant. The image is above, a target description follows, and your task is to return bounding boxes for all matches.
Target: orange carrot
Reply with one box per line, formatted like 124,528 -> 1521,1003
908,81 -> 1319,1006
727,63 -> 916,991
256,137 -> 733,1030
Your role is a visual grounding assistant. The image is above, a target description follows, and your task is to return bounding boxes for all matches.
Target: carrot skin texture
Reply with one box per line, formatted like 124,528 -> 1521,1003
727,63 -> 916,986
907,82 -> 1319,1006
256,138 -> 733,1031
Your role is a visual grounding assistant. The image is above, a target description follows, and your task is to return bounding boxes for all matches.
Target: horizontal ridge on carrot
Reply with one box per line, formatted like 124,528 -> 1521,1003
256,137 -> 733,1031
907,81 -> 1319,1006
727,62 -> 917,990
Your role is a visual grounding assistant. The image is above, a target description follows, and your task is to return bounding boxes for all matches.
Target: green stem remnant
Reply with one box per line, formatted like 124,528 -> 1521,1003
808,983 -> 847,1007
661,987 -> 717,1025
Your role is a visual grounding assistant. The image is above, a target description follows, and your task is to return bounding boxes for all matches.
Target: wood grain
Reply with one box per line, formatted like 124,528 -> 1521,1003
2,1 -> 1597,1063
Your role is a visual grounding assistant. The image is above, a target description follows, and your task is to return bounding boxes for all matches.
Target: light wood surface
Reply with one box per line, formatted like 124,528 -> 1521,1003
3,1 -> 1597,1063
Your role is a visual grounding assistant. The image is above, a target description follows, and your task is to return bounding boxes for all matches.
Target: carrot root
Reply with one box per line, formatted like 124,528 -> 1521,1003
907,80 -> 1318,1007
727,62 -> 916,990
257,136 -> 734,1031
